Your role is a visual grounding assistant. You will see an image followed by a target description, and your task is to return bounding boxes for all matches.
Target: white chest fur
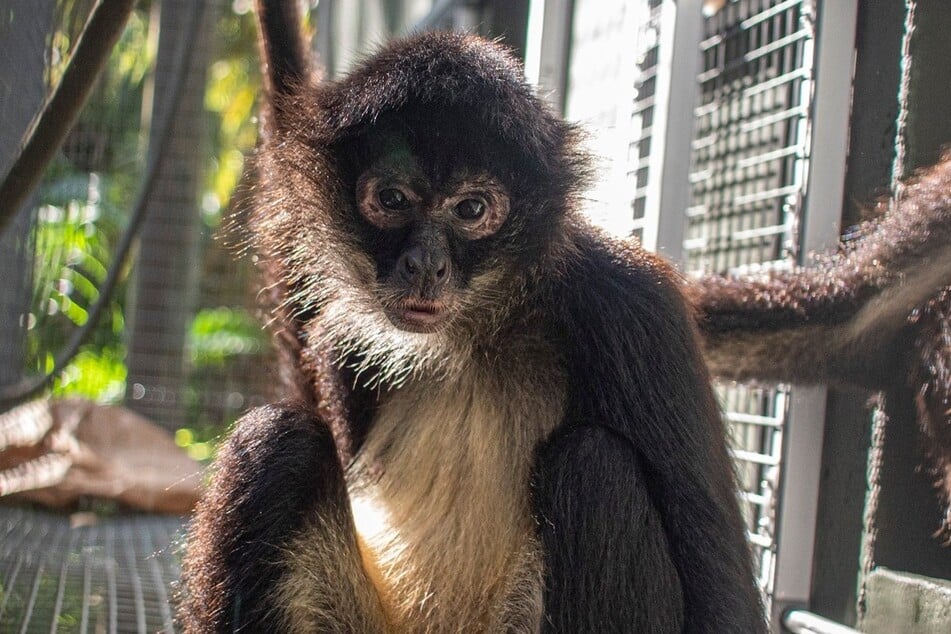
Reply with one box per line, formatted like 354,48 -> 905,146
348,343 -> 565,632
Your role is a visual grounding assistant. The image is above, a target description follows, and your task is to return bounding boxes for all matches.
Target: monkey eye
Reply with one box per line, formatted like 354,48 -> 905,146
453,198 -> 486,220
378,188 -> 410,211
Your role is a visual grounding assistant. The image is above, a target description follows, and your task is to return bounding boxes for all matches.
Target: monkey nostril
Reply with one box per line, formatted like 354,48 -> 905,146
401,249 -> 423,278
398,246 -> 450,288
434,257 -> 449,281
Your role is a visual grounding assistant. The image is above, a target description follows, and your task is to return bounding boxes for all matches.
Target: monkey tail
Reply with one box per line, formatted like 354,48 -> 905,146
255,0 -> 312,101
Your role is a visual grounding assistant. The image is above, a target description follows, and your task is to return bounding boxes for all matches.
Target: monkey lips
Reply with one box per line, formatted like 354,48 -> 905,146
386,298 -> 450,333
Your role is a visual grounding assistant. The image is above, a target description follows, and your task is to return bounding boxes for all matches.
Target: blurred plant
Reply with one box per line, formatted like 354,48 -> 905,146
188,306 -> 264,367
26,4 -> 269,422
202,5 -> 261,227
171,5 -> 269,457
25,7 -> 153,404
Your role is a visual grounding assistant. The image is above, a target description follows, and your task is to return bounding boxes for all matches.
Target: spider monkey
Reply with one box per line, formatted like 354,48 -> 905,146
179,1 -> 766,631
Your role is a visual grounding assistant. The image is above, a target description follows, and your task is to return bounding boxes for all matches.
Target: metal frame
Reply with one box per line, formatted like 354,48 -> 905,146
784,609 -> 861,634
639,0 -> 702,259
772,1 -> 859,627
525,0 -> 575,114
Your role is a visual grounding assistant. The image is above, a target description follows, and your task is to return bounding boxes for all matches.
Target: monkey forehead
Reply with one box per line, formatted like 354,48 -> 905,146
307,32 -> 581,181
357,130 -> 510,193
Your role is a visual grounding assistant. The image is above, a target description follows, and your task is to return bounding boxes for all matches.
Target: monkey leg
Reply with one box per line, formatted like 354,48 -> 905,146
531,424 -> 684,633
179,405 -> 387,633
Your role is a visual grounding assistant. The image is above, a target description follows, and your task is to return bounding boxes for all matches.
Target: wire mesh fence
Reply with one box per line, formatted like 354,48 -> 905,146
0,506 -> 184,633
623,0 -> 817,611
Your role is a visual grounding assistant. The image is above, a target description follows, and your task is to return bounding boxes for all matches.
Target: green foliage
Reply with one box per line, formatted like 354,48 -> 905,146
51,345 -> 127,403
28,175 -> 127,376
202,6 -> 261,227
179,305 -> 267,461
25,3 -> 266,441
25,6 -> 154,403
174,425 -> 219,462
188,307 -> 265,367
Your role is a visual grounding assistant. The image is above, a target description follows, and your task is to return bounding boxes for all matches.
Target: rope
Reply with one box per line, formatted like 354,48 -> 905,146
889,0 -> 916,206
856,394 -> 888,621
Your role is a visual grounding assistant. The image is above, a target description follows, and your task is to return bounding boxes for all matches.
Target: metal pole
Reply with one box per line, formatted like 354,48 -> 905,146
784,609 -> 862,634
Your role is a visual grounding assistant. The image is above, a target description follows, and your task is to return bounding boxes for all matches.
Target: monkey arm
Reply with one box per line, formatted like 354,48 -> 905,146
179,405 -> 386,633
541,236 -> 766,633
693,156 -> 951,390
532,425 -> 685,632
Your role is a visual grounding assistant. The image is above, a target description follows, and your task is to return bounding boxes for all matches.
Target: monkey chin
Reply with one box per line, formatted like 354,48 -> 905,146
384,298 -> 451,334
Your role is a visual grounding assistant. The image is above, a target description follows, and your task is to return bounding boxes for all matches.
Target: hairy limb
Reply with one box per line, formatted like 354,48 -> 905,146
254,0 -> 311,100
532,425 -> 684,633
553,237 -> 766,633
179,405 -> 385,633
694,156 -> 951,531
694,156 -> 951,390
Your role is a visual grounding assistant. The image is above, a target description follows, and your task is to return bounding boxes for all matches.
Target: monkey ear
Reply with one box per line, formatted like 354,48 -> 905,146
255,0 -> 313,125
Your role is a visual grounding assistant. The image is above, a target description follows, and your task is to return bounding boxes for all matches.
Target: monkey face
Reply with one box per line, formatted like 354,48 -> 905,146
354,152 -> 511,334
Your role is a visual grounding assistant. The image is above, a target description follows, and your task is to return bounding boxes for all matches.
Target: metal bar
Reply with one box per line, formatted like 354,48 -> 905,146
732,448 -> 782,466
642,0 -> 703,259
737,145 -> 803,170
79,551 -> 92,633
50,553 -> 72,633
726,412 -> 786,427
734,184 -> 802,206
0,555 -> 24,623
732,223 -> 791,242
800,2 -> 855,255
740,106 -> 810,133
741,491 -> 770,506
18,556 -> 44,634
740,0 -> 807,31
144,524 -> 176,633
106,524 -> 118,633
771,3 -> 858,628
122,525 -> 147,633
783,609 -> 860,634
698,1 -> 805,51
744,67 -> 811,97
698,29 -> 812,82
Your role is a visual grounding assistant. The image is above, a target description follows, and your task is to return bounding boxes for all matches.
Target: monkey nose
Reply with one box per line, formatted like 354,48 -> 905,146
398,245 -> 451,291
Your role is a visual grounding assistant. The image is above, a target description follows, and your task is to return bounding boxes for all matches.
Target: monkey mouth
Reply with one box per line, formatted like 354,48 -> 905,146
386,298 -> 450,332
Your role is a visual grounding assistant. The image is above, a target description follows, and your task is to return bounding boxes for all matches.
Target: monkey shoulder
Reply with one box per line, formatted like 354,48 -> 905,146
551,230 -> 696,348
541,230 -> 714,439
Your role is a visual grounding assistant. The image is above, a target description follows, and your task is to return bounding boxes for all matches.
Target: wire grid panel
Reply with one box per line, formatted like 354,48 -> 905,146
720,383 -> 787,601
687,0 -> 813,274
0,507 -> 184,633
683,0 -> 816,609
